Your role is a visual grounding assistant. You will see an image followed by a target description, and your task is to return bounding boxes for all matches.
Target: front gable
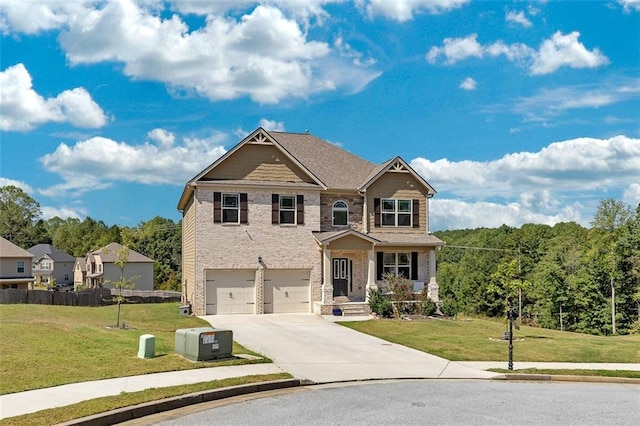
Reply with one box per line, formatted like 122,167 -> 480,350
202,143 -> 313,184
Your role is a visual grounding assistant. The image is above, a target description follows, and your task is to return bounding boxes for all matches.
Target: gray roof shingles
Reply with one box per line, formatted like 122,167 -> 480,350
28,244 -> 75,263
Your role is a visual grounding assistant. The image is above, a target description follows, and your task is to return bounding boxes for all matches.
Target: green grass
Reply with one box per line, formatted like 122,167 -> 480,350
488,368 -> 640,378
0,303 -> 268,395
340,317 -> 640,363
0,373 -> 292,426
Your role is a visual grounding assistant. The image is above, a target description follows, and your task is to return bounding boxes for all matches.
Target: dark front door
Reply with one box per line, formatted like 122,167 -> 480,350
332,258 -> 349,297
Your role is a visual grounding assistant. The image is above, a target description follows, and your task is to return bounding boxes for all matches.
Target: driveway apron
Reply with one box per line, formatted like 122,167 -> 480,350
202,314 -> 497,383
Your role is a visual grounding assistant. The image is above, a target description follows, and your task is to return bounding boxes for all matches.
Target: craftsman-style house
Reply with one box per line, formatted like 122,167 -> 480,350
177,128 -> 443,316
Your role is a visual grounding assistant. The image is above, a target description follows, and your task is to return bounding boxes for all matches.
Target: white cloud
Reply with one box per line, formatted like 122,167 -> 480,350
258,119 -> 286,132
505,10 -> 532,28
0,63 -> 107,131
412,135 -> 640,229
361,0 -> 469,22
38,1 -> 376,104
0,0 -> 94,34
618,0 -> 640,13
427,31 -> 608,75
623,183 -> 640,207
430,199 -> 583,231
459,77 -> 476,90
41,205 -> 86,220
38,130 -> 228,197
0,177 -> 33,193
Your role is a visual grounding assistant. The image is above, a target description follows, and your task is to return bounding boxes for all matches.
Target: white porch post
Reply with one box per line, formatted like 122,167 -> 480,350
365,249 -> 376,302
427,248 -> 440,302
322,248 -> 332,304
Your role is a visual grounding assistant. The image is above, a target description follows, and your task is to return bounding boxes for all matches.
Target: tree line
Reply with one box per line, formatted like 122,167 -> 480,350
434,200 -> 640,336
0,186 -> 181,291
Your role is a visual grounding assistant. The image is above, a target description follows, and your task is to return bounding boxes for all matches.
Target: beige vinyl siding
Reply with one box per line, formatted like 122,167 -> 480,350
182,196 -> 196,305
327,234 -> 374,251
202,144 -> 314,183
367,172 -> 429,232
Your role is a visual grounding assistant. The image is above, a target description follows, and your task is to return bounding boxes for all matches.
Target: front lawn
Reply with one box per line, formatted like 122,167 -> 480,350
0,303 -> 267,394
340,317 -> 640,363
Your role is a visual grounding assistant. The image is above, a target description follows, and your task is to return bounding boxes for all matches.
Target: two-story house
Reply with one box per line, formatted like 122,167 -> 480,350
27,244 -> 75,287
0,237 -> 35,290
76,243 -> 154,291
177,128 -> 444,316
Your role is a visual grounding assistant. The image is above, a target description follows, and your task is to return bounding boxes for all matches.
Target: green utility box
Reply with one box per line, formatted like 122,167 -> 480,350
175,327 -> 233,361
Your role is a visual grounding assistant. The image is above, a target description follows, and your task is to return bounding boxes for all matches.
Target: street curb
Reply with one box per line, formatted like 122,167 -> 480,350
57,379 -> 302,426
493,374 -> 640,384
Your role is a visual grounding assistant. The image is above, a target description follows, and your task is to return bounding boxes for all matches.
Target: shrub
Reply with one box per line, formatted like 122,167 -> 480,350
381,273 -> 413,318
440,295 -> 460,318
422,299 -> 437,316
368,288 -> 393,318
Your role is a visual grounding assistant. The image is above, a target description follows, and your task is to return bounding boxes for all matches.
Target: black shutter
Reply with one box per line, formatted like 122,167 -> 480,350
296,195 -> 304,225
272,194 -> 279,224
374,198 -> 381,227
411,251 -> 418,280
240,193 -> 248,224
412,199 -> 419,228
376,252 -> 384,281
213,192 -> 221,223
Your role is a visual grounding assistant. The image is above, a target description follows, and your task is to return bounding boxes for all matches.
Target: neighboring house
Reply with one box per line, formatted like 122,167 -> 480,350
80,243 -> 154,291
177,128 -> 444,316
27,244 -> 75,287
73,257 -> 86,288
0,237 -> 35,290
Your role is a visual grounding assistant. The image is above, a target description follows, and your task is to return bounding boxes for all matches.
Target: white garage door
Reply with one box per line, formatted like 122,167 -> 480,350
264,270 -> 310,313
205,270 -> 256,315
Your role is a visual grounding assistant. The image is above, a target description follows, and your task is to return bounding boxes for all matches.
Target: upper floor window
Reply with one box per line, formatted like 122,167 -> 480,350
272,194 -> 304,225
17,261 -> 24,273
222,193 -> 240,223
382,199 -> 412,227
41,261 -> 52,270
214,192 -> 248,224
375,198 -> 419,228
332,201 -> 348,226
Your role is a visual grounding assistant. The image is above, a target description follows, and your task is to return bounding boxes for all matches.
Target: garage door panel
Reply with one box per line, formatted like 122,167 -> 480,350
206,270 -> 255,315
264,270 -> 310,314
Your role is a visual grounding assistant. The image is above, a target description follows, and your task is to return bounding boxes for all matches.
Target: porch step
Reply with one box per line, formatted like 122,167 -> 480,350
333,296 -> 350,303
337,303 -> 371,317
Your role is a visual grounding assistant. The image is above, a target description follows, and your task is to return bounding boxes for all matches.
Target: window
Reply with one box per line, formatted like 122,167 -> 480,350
17,261 -> 24,273
381,199 -> 412,227
377,251 -> 418,280
272,194 -> 304,225
279,195 -> 296,224
41,261 -> 52,270
214,192 -> 248,224
332,201 -> 348,226
222,193 -> 239,223
383,252 -> 411,278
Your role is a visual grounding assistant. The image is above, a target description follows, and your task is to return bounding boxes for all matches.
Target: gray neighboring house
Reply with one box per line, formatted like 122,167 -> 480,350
81,242 -> 154,291
27,244 -> 75,287
0,237 -> 35,290
178,127 -> 444,316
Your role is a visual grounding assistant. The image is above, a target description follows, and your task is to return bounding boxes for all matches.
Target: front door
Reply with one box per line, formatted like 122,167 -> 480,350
332,258 -> 349,297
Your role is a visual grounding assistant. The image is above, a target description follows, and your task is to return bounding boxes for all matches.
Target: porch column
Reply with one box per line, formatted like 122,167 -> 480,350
322,248 -> 333,304
427,248 -> 440,302
365,249 -> 376,302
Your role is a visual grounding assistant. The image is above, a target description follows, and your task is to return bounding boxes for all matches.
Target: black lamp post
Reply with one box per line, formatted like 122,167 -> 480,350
507,309 -> 518,370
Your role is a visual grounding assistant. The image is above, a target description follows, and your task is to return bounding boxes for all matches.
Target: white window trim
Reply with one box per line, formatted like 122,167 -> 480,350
332,201 -> 348,227
222,193 -> 240,224
279,195 -> 296,225
382,252 -> 411,278
381,198 -> 412,227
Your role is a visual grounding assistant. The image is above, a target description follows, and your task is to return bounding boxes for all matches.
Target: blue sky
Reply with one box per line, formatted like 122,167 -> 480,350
1,0 -> 639,232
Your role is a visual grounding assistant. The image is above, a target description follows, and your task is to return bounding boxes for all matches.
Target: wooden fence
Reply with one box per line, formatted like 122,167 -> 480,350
0,288 -> 181,307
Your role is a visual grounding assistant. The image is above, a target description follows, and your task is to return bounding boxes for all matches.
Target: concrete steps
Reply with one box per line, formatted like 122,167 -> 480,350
336,302 -> 370,317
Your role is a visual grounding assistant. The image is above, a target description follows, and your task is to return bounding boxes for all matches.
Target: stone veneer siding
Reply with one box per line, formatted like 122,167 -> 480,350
320,193 -> 364,232
192,186 -> 322,315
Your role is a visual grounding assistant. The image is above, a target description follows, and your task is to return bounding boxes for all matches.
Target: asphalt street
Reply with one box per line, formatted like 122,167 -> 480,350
136,380 -> 640,426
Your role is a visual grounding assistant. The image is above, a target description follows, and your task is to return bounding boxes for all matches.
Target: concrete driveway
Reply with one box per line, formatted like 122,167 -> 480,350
202,314 -> 498,383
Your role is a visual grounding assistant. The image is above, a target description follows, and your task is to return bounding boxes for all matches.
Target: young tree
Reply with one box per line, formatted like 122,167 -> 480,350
0,185 -> 43,247
591,199 -> 632,334
109,245 -> 137,328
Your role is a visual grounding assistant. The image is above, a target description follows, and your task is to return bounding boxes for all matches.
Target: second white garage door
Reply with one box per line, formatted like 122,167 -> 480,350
205,269 -> 256,315
264,270 -> 310,313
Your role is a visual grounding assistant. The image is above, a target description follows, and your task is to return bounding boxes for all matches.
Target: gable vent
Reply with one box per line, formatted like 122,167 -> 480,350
390,160 -> 409,172
248,131 -> 272,145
